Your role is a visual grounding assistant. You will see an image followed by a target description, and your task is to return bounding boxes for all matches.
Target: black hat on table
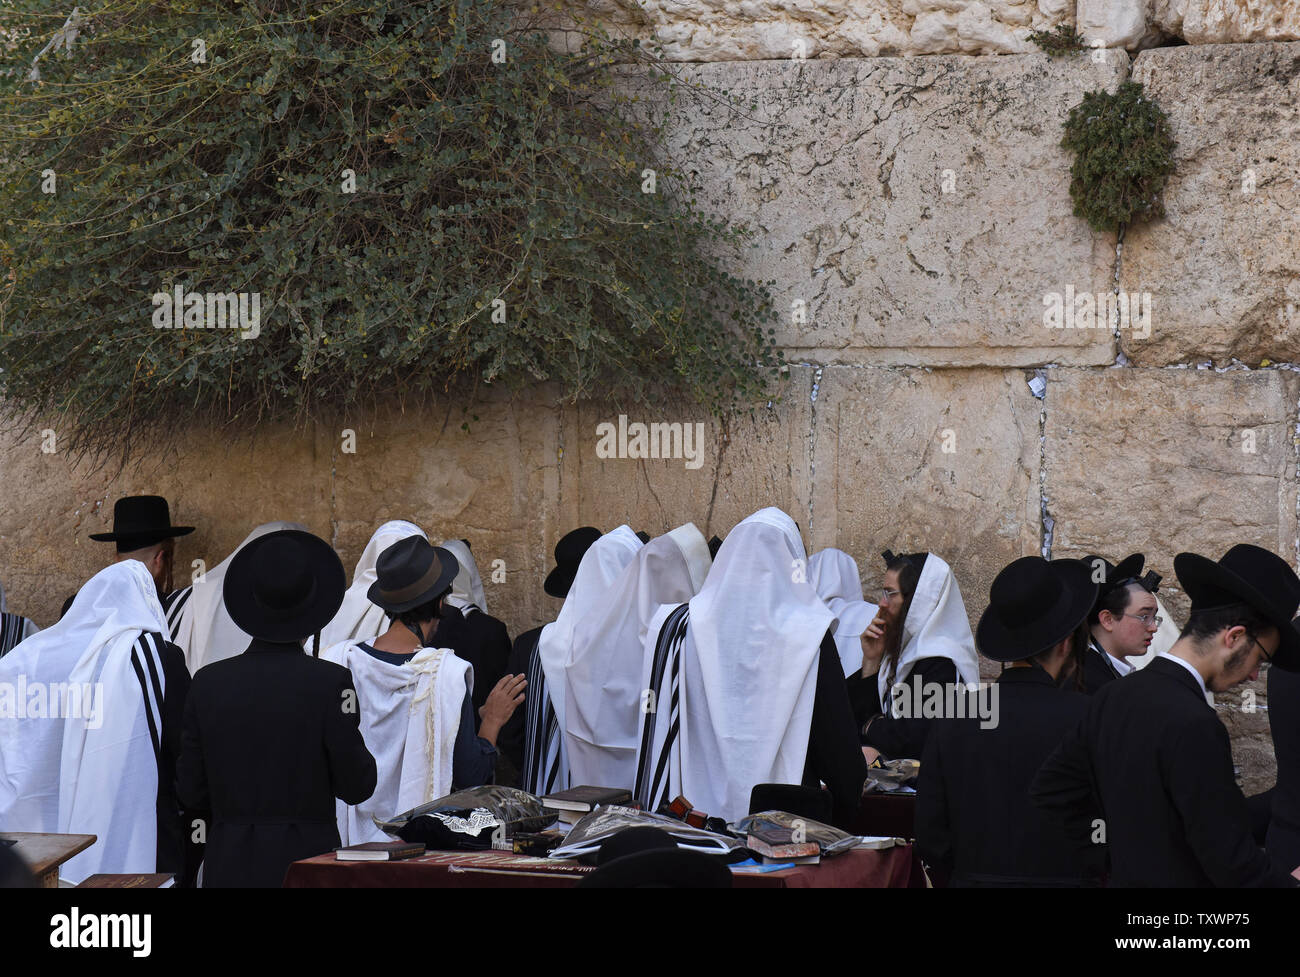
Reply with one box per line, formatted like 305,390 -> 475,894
544,527 -> 601,598
976,556 -> 1099,663
89,495 -> 194,552
367,536 -> 459,614
223,530 -> 346,643
1175,544 -> 1300,671
576,828 -> 733,888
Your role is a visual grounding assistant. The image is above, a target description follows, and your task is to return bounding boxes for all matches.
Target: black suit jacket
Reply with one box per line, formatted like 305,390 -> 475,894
177,638 -> 377,887
498,625 -> 544,771
1031,655 -> 1297,887
1268,664 -> 1300,867
430,606 -> 512,725
917,667 -> 1099,885
1081,641 -> 1124,695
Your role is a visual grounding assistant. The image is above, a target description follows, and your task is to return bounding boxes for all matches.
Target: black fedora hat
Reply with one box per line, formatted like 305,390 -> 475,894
576,843 -> 733,889
976,556 -> 1099,663
89,495 -> 194,551
1175,544 -> 1300,671
1085,553 -> 1161,601
223,530 -> 345,643
367,536 -> 459,614
544,527 -> 601,598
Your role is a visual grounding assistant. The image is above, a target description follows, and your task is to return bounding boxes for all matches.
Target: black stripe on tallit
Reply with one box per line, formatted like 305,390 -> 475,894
129,637 -> 163,762
0,612 -> 26,657
521,634 -> 548,793
633,603 -> 689,808
162,587 -> 192,633
650,627 -> 686,810
142,631 -> 166,713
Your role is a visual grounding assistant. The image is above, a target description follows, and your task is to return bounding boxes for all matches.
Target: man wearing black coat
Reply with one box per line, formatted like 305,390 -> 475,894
177,529 -> 377,887
1031,544 -> 1300,888
918,556 -> 1102,886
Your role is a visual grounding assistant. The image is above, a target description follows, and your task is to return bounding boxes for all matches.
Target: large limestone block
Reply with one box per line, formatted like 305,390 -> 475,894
1154,0 -> 1300,45
1044,367 -> 1300,623
559,366 -> 813,551
1123,43 -> 1300,365
1077,0 -> 1149,47
0,419 -> 333,628
329,391 -> 563,637
526,0 -> 1063,59
809,366 -> 1042,630
617,53 -> 1126,367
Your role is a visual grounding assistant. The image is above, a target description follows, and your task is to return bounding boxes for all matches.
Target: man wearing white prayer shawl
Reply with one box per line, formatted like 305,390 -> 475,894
322,536 -> 526,844
851,551 -> 980,763
808,548 -> 879,678
0,578 -> 39,658
563,523 -> 712,792
524,525 -> 643,795
318,519 -> 428,650
634,508 -> 867,826
168,520 -> 309,672
0,560 -> 190,884
430,538 -> 512,729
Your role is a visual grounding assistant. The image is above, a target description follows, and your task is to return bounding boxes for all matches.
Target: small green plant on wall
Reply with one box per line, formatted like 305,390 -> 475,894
1061,81 -> 1176,234
1028,24 -> 1089,56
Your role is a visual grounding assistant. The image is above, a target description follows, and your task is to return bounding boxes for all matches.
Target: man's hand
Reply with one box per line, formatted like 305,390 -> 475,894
862,746 -> 881,765
478,674 -> 527,746
860,613 -> 889,676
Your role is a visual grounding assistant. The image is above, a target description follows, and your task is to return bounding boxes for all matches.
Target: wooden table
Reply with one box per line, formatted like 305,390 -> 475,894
282,844 -> 918,889
1,832 -> 97,888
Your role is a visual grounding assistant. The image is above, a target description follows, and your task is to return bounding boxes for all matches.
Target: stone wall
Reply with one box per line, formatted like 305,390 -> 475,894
4,40 -> 1299,791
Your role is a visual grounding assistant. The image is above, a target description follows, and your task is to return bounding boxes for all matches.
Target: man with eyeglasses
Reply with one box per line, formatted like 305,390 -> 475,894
1032,544 -> 1300,887
1081,554 -> 1162,694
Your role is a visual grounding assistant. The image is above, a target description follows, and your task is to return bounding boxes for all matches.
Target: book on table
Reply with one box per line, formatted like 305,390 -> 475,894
335,841 -> 425,862
76,874 -> 175,888
745,823 -> 820,860
540,785 -> 633,814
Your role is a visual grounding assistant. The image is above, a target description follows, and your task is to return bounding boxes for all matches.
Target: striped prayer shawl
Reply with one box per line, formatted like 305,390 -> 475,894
521,634 -> 564,796
129,631 -> 169,763
633,603 -> 691,812
0,612 -> 34,658
161,586 -> 192,638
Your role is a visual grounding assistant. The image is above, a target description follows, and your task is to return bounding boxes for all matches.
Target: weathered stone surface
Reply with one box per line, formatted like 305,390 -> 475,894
1044,368 -> 1300,622
1122,42 -> 1300,366
1155,0 -> 1300,45
0,419 -> 333,629
617,52 -> 1124,367
559,367 -> 813,551
809,366 -> 1042,636
528,0 -> 1055,60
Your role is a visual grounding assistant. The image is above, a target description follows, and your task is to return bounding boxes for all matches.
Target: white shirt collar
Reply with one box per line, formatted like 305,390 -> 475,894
1090,638 -> 1133,677
1156,651 -> 1209,698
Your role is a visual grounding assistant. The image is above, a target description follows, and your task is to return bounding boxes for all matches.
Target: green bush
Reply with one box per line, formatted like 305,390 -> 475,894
1061,80 -> 1176,234
0,1 -> 782,457
1028,24 -> 1088,57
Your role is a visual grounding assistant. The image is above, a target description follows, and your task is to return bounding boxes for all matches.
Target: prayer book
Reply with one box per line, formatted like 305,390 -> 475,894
335,841 -> 425,861
541,785 -> 634,813
745,825 -> 820,860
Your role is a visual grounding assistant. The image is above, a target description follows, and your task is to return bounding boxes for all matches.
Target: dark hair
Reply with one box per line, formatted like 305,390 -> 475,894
881,552 -> 925,696
1180,602 -> 1272,645
395,588 -> 452,627
1042,619 -> 1090,692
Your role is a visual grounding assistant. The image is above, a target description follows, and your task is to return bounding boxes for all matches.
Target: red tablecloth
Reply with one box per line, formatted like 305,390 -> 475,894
283,844 -> 916,889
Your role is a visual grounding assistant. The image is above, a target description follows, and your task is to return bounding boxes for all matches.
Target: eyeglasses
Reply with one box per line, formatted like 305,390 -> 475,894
1123,612 -> 1163,628
880,588 -> 903,601
1248,634 -> 1275,664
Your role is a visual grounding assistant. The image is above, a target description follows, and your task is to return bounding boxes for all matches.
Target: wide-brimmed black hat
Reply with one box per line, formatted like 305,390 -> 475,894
89,495 -> 194,551
976,556 -> 1099,663
224,530 -> 345,643
1175,544 -> 1300,671
544,527 -> 601,598
1085,553 -> 1161,605
367,536 -> 459,614
576,835 -> 733,889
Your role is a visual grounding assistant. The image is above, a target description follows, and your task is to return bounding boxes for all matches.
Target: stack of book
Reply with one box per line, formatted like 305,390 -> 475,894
540,786 -> 634,826
744,824 -> 820,865
334,841 -> 425,862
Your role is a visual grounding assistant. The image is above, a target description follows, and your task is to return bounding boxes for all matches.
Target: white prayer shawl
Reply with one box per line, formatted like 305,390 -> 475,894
170,521 -> 307,672
807,548 -> 879,677
0,560 -> 169,883
322,641 -> 470,845
880,553 -> 980,712
563,523 -> 711,792
320,520 -> 428,650
440,538 -> 487,614
636,508 -> 835,823
530,525 -> 643,794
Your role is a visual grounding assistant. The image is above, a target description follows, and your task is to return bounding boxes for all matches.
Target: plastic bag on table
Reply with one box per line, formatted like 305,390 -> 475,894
548,805 -> 744,863
375,785 -> 558,850
730,809 -> 860,858
864,758 -> 920,793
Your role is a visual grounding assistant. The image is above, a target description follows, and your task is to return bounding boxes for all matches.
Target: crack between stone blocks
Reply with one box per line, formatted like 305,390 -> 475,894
328,423 -> 339,552
809,366 -> 823,542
